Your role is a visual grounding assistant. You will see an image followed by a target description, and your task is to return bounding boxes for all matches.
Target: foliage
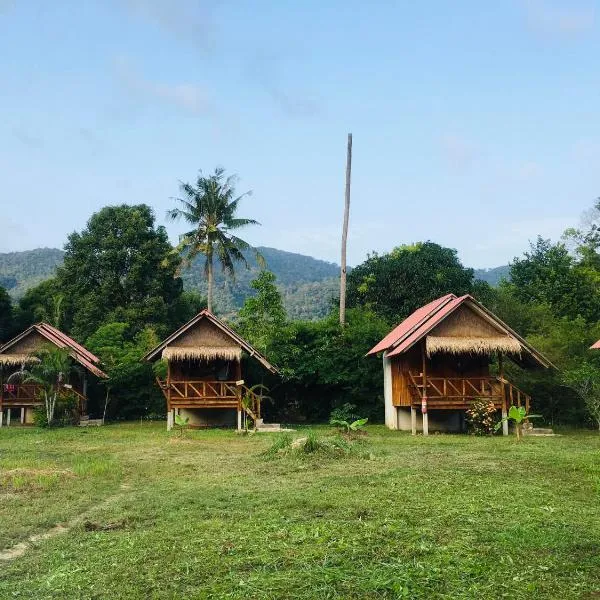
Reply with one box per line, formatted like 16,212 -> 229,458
174,413 -> 190,438
262,307 -> 390,423
509,236 -> 600,322
329,402 -> 359,423
24,345 -> 73,426
57,204 -> 183,341
167,167 -> 262,312
330,417 -> 368,434
495,406 -> 542,441
563,363 -> 600,431
85,322 -> 163,420
465,399 -> 497,435
347,241 -> 487,322
237,270 -> 287,355
0,285 -> 12,342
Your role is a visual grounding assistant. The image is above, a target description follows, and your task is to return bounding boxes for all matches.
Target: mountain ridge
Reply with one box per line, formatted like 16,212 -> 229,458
0,247 -> 509,319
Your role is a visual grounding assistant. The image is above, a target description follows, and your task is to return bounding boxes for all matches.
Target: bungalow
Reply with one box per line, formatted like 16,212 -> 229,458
368,294 -> 553,435
144,309 -> 279,430
0,323 -> 107,426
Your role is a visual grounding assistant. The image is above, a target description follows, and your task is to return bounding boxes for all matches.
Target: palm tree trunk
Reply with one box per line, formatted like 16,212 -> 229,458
207,251 -> 214,313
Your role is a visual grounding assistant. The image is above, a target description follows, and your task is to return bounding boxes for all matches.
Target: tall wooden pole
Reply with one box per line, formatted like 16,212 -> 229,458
339,133 -> 352,326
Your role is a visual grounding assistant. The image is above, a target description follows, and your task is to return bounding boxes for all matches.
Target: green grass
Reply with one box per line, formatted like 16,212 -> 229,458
0,424 -> 599,599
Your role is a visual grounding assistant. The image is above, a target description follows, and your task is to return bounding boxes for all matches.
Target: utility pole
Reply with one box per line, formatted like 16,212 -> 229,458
339,133 -> 352,326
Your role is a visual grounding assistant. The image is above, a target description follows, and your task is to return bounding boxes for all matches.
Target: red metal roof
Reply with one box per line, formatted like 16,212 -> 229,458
368,294 -> 553,369
591,340 -> 600,349
367,294 -> 455,355
0,323 -> 107,379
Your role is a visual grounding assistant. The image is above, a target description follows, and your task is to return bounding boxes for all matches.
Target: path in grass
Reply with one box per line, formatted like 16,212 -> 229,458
0,424 -> 599,599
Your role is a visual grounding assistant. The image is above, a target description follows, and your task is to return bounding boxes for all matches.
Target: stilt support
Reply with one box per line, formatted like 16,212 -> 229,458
20,407 -> 25,424
411,406 -> 417,435
7,409 -> 11,427
502,407 -> 509,436
423,412 -> 429,436
167,409 -> 174,431
237,409 -> 242,432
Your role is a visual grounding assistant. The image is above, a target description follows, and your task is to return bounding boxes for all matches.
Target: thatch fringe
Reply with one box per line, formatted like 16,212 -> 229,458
426,336 -> 522,356
0,354 -> 40,366
162,346 -> 242,362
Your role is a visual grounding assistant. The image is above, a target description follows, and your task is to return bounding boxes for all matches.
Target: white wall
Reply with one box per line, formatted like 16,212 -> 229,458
383,352 -> 398,429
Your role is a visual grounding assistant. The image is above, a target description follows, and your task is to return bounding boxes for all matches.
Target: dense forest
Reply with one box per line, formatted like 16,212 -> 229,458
2,195 -> 600,430
0,247 -> 339,320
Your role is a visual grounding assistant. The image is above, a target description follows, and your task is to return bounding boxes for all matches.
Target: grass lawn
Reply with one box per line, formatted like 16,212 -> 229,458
0,424 -> 599,599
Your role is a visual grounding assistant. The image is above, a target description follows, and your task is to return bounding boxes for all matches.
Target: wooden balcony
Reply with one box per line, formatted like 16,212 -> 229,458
157,379 -> 262,421
0,384 -> 44,407
407,373 -> 531,412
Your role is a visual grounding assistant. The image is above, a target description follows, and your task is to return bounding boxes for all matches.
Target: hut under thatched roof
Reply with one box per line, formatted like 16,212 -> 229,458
0,323 -> 107,426
144,309 -> 278,430
368,294 -> 553,435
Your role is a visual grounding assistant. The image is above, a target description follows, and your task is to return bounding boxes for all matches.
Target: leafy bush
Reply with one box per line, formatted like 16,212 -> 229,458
32,407 -> 48,428
329,403 -> 360,423
465,399 -> 497,435
330,417 -> 368,435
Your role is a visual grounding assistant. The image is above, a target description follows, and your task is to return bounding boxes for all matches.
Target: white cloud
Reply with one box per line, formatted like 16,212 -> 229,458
524,0 -> 596,36
114,57 -> 211,115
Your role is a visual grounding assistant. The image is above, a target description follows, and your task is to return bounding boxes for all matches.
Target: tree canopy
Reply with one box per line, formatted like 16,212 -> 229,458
347,242 -> 485,323
57,204 -> 183,340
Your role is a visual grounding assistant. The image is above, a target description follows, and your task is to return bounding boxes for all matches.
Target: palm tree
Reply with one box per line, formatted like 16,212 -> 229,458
167,168 -> 262,312
24,345 -> 73,426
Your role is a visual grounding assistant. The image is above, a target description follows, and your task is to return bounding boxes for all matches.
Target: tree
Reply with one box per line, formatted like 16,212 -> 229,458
25,345 -> 73,426
564,363 -> 600,431
237,271 -> 286,355
0,285 -> 12,343
57,204 -> 183,340
167,167 -> 262,313
509,237 -> 600,322
86,323 -> 163,420
347,242 -> 481,323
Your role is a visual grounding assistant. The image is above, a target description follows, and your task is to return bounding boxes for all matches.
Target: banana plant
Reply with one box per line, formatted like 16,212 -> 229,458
330,417 -> 368,435
174,413 -> 190,438
495,405 -> 542,441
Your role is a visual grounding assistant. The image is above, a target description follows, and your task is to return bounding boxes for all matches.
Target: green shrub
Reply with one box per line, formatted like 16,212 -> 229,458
330,403 -> 359,423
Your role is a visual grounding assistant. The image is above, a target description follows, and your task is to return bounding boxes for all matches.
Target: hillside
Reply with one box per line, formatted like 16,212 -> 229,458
0,246 -> 340,320
0,247 -> 511,319
473,265 -> 510,286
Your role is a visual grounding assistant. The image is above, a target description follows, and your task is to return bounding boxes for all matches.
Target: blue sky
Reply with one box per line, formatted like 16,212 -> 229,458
0,0 -> 598,268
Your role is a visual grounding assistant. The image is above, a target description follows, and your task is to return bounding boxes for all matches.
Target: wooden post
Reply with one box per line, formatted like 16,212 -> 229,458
411,406 -> 417,435
237,409 -> 242,431
421,341 -> 429,436
20,407 -> 25,424
339,133 -> 352,326
166,360 -> 171,413
499,353 -> 508,436
7,408 -> 11,427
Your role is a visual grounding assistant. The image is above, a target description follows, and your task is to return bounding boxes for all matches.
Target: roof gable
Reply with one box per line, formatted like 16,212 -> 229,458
369,294 -> 553,369
143,310 -> 279,374
0,323 -> 107,378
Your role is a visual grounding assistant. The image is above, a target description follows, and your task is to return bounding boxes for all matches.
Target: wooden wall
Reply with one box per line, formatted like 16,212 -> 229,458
391,343 -> 491,407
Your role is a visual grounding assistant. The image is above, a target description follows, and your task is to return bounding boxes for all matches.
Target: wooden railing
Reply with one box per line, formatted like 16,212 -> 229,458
156,379 -> 263,421
407,373 -> 531,412
0,384 -> 43,406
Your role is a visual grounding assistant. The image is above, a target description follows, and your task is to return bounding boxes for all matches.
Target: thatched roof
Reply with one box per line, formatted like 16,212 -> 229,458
0,323 -> 107,378
369,294 -> 553,369
144,309 -> 279,374
0,354 -> 40,367
426,336 -> 522,356
162,346 -> 242,362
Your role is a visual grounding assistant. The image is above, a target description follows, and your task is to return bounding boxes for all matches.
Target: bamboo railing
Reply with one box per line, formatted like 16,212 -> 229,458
407,373 -> 531,412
